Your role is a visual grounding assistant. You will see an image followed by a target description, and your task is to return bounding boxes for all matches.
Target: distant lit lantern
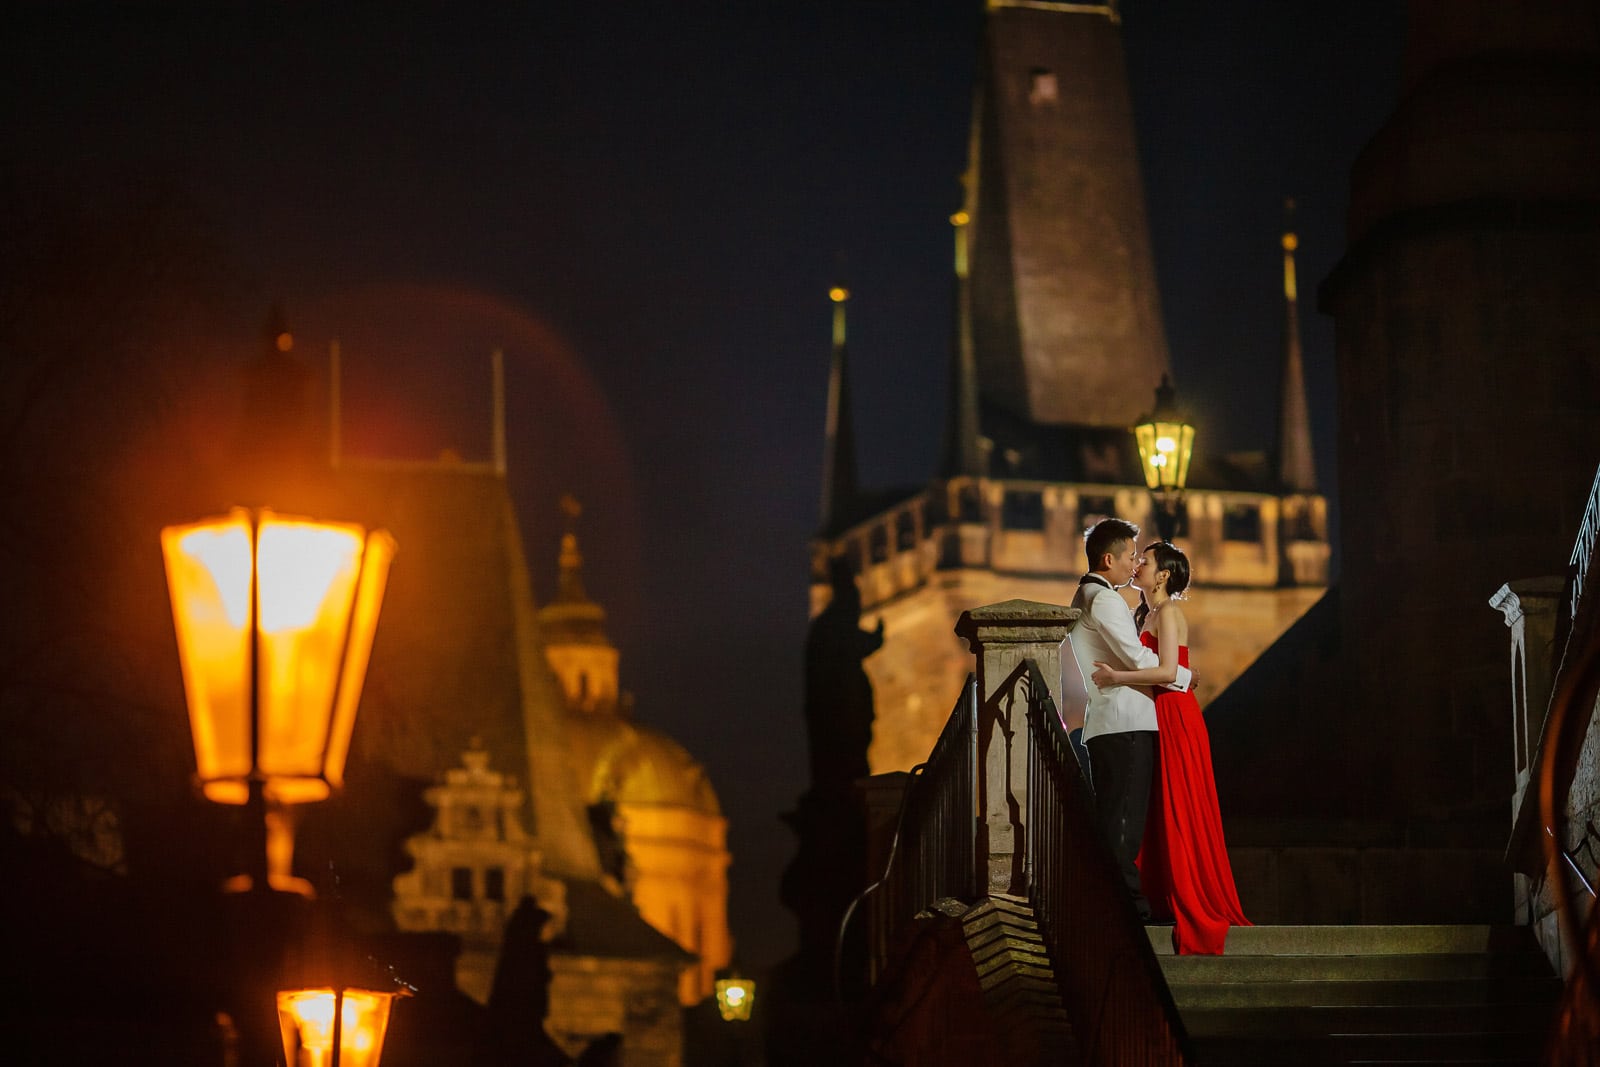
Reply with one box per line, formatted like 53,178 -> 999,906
162,507 -> 396,890
1132,376 -> 1196,541
278,986 -> 402,1067
714,973 -> 756,1022
1133,375 -> 1195,495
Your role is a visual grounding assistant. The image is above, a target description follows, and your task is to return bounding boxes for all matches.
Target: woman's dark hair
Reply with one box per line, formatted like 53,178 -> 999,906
1145,540 -> 1191,598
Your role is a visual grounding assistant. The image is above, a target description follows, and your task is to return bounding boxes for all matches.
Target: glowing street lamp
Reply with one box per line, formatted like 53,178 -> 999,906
714,972 -> 756,1022
278,985 -> 404,1067
162,507 -> 396,894
1133,375 -> 1196,542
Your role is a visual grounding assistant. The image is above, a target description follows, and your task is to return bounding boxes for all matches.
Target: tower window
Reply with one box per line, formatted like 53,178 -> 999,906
1078,496 -> 1116,529
895,511 -> 917,550
1223,503 -> 1262,543
1002,490 -> 1045,531
484,867 -> 505,902
1029,68 -> 1059,106
869,525 -> 889,563
451,867 -> 473,901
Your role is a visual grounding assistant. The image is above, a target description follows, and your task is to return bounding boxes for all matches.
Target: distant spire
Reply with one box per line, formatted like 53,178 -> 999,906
1277,198 -> 1316,492
492,347 -> 507,476
328,339 -> 342,468
556,493 -> 590,605
942,207 -> 983,477
240,302 -> 317,469
819,287 -> 860,534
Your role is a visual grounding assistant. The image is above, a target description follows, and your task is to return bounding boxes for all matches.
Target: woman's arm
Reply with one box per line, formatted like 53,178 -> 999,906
1090,606 -> 1181,687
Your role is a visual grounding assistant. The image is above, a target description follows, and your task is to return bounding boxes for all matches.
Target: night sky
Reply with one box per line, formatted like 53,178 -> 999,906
4,1 -> 1405,969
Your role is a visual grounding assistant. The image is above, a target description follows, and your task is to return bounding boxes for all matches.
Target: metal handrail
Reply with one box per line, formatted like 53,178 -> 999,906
844,674 -> 980,989
1021,660 -> 1191,1065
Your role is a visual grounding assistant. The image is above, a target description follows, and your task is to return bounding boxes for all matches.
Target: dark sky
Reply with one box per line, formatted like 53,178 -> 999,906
4,1 -> 1405,969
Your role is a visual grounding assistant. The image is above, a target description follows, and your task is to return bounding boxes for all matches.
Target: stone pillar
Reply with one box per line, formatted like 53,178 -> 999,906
954,599 -> 1079,896
1490,577 -> 1566,829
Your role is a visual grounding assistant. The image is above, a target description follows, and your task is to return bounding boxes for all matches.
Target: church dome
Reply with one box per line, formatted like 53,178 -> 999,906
565,715 -> 721,816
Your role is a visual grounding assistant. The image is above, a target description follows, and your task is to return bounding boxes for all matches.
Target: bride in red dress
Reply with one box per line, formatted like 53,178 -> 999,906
1091,541 -> 1250,955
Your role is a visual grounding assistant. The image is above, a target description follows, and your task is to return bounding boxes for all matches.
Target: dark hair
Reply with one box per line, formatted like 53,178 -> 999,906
1144,540 -> 1191,598
1084,517 -> 1139,571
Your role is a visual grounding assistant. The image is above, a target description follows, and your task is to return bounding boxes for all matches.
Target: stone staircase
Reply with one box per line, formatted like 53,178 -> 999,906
1151,924 -> 1562,1065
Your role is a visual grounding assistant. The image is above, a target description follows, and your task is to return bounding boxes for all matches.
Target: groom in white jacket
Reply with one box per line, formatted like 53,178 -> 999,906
1069,517 -> 1191,921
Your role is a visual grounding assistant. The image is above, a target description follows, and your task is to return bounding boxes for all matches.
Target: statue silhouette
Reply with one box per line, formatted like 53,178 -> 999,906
803,557 -> 885,789
476,896 -> 569,1066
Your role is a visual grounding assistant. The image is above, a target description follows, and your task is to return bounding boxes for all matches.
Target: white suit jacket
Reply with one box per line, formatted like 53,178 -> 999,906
1068,575 -> 1192,742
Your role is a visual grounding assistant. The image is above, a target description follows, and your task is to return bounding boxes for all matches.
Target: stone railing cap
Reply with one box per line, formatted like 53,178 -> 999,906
954,599 -> 1081,645
1489,575 -> 1568,622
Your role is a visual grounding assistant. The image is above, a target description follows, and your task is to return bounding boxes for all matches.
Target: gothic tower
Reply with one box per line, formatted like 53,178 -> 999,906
964,0 -> 1171,432
810,0 -> 1331,776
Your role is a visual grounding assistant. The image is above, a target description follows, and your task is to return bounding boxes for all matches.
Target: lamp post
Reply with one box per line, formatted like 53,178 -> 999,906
164,506 -> 400,1064
162,506 -> 396,892
1133,375 -> 1196,543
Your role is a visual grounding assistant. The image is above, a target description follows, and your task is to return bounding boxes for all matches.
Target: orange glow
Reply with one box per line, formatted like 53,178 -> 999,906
828,286 -> 849,303
950,210 -> 970,226
277,988 -> 397,1067
161,509 -> 396,805
276,331 -> 294,352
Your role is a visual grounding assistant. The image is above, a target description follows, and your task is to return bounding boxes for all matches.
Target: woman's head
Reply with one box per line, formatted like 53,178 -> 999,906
1133,540 -> 1190,598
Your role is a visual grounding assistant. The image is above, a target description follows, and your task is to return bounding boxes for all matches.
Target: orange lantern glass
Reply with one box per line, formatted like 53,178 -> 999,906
277,987 -> 401,1067
162,508 -> 395,806
163,508 -> 395,892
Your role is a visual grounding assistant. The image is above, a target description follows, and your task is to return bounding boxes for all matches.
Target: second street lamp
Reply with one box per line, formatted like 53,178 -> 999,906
1133,374 -> 1196,543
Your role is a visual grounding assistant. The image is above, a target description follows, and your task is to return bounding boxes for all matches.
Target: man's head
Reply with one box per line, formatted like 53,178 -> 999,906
1084,517 -> 1141,586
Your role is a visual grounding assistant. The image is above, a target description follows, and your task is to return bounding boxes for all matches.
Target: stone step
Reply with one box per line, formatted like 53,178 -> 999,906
1190,1031 -> 1544,1067
1167,974 -> 1563,1010
1146,923 -> 1529,957
1177,1001 -> 1558,1039
1159,950 -> 1551,983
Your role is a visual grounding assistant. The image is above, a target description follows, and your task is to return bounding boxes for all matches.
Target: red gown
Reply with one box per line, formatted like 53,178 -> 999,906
1136,631 -> 1251,955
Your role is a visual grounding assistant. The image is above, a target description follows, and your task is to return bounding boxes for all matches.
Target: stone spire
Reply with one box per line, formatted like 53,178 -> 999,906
238,302 -> 320,475
537,495 -> 620,715
819,287 -> 860,534
942,208 -> 984,477
965,0 -> 1170,428
1276,199 -> 1316,492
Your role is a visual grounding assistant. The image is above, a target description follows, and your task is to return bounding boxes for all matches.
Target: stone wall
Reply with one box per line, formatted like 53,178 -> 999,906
855,567 -> 1322,776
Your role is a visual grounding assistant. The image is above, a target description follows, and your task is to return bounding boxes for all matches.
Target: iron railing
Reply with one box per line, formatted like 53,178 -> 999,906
855,674 -> 980,985
1021,660 -> 1191,1066
1539,474 -> 1600,1063
1568,463 -> 1600,626
856,657 -> 1190,1063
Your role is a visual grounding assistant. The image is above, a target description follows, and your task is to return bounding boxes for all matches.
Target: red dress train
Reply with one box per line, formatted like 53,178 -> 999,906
1136,632 -> 1251,955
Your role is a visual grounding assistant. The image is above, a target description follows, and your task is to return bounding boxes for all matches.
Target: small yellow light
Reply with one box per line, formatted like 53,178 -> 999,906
828,287 -> 849,303
1282,233 -> 1298,252
950,210 -> 970,226
714,975 -> 756,1022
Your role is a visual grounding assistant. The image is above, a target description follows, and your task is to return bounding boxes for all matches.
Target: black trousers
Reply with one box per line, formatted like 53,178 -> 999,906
1085,730 -> 1155,919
